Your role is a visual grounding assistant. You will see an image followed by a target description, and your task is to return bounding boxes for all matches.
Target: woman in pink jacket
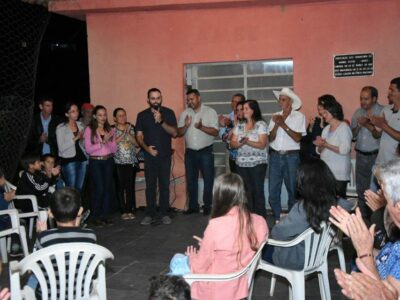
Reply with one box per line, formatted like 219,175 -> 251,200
84,105 -> 117,226
185,173 -> 269,300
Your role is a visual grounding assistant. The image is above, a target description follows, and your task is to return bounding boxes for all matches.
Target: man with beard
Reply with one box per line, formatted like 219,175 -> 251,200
136,88 -> 177,225
177,89 -> 219,216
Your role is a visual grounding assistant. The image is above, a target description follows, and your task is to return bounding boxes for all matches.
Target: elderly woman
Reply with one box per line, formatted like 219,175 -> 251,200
314,95 -> 352,199
330,159 -> 400,298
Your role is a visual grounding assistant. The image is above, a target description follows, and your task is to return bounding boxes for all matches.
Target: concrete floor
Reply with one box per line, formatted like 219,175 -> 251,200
1,210 -> 350,299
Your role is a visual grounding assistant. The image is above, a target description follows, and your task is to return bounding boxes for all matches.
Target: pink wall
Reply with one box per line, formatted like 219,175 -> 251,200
75,0 -> 400,208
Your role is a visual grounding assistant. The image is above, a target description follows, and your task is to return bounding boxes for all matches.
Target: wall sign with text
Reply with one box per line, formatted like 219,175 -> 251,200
333,53 -> 374,78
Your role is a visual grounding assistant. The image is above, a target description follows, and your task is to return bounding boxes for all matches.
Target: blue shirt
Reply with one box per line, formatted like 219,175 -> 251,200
40,113 -> 52,155
376,241 -> 400,280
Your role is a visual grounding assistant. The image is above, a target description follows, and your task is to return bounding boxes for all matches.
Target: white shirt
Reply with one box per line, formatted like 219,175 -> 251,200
319,122 -> 352,181
376,105 -> 400,165
268,110 -> 306,151
178,104 -> 219,150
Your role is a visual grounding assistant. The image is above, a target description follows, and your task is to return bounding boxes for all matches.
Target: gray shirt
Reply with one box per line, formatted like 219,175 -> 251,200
351,103 -> 383,152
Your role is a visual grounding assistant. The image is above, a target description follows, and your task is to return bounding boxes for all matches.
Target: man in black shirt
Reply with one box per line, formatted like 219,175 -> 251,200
136,88 -> 177,225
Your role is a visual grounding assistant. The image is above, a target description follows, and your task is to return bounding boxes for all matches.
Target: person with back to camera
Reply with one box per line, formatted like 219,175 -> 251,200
262,157 -> 351,270
183,173 -> 268,300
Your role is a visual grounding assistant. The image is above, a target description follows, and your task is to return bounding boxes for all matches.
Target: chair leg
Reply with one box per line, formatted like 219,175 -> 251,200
19,227 -> 29,257
29,218 -> 34,239
0,237 -> 7,264
269,274 -> 276,297
319,264 -> 331,300
336,247 -> 346,272
291,274 -> 305,300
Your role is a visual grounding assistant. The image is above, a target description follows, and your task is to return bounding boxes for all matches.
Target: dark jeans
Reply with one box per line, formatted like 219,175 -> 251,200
336,180 -> 348,199
185,146 -> 214,210
229,158 -> 237,174
268,151 -> 300,221
356,152 -> 377,219
144,155 -> 171,217
237,163 -> 267,218
115,164 -> 136,213
89,158 -> 114,219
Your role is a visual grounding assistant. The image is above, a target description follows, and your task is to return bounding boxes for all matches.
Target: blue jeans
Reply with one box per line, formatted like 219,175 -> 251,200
89,158 -> 114,219
185,146 -> 214,210
268,151 -> 300,221
237,163 -> 267,218
144,155 -> 171,217
62,161 -> 87,192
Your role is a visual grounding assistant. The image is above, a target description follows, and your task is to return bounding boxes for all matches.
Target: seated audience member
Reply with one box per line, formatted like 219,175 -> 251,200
0,167 -> 15,230
0,263 -> 10,300
16,154 -> 60,211
184,173 -> 268,300
41,154 -> 63,190
28,187 -> 97,296
335,258 -> 398,300
330,159 -> 400,295
262,157 -> 349,270
148,275 -> 190,300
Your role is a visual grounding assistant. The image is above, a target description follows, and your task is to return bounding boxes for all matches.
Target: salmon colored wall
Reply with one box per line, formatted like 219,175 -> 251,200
84,0 -> 400,208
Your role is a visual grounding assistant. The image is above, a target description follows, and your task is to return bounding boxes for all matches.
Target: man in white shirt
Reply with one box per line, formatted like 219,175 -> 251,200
178,89 -> 219,216
268,88 -> 306,223
371,77 -> 400,166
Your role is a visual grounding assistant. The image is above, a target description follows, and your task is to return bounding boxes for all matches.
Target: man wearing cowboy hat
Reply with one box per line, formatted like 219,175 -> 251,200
267,87 -> 306,223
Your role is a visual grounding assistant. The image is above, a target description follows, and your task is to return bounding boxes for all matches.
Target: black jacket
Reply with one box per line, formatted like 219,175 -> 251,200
25,113 -> 62,156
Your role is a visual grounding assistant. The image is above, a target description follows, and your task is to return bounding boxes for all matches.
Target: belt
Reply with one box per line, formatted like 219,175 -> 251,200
355,149 -> 379,156
90,154 -> 113,160
187,145 -> 213,152
269,148 -> 299,155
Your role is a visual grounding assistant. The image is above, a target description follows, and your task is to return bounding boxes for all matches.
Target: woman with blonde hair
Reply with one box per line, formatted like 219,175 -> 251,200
185,173 -> 268,300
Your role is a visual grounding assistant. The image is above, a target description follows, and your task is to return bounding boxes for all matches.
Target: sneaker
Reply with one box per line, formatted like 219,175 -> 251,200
102,218 -> 114,225
128,213 -> 136,220
183,208 -> 199,215
161,216 -> 172,225
9,244 -> 23,258
140,216 -> 153,226
91,219 -> 105,227
121,213 -> 130,220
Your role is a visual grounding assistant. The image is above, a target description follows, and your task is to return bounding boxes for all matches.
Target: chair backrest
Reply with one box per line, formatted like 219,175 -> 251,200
183,239 -> 267,286
303,222 -> 335,272
11,243 -> 114,300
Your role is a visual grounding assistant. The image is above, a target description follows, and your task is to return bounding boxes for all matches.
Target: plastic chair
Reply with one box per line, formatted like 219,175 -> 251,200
346,159 -> 357,198
329,198 -> 358,272
183,240 -> 267,300
257,222 -> 334,300
0,209 -> 29,264
5,181 -> 40,240
9,242 -> 114,300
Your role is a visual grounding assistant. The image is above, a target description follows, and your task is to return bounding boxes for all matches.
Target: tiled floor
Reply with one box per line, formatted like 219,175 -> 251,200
1,210 -> 350,299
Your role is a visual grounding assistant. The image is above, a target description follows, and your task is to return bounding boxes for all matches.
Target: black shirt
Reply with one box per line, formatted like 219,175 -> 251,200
135,107 -> 177,158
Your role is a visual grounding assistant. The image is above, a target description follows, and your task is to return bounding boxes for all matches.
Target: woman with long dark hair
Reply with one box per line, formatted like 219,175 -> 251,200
84,105 -> 116,226
230,100 -> 268,218
185,173 -> 268,300
313,95 -> 352,199
262,158 -> 339,270
113,107 -> 138,220
56,102 -> 87,192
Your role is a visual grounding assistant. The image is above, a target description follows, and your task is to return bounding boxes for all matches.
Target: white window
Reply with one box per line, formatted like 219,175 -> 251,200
185,59 -> 294,175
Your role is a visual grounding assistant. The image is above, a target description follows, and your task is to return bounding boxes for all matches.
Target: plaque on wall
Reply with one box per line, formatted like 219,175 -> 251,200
333,53 -> 374,78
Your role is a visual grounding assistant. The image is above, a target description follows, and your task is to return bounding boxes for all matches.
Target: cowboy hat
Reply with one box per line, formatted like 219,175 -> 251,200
273,87 -> 302,110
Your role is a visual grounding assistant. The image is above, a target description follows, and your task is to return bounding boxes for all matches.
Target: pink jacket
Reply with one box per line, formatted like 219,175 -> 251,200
84,127 -> 117,156
189,207 -> 268,300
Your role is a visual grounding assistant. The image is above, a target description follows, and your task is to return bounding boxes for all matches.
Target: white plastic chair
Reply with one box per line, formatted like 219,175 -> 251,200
5,181 -> 40,239
10,242 -> 114,300
346,159 -> 357,198
329,198 -> 358,272
0,209 -> 29,264
257,222 -> 334,300
183,240 -> 267,300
